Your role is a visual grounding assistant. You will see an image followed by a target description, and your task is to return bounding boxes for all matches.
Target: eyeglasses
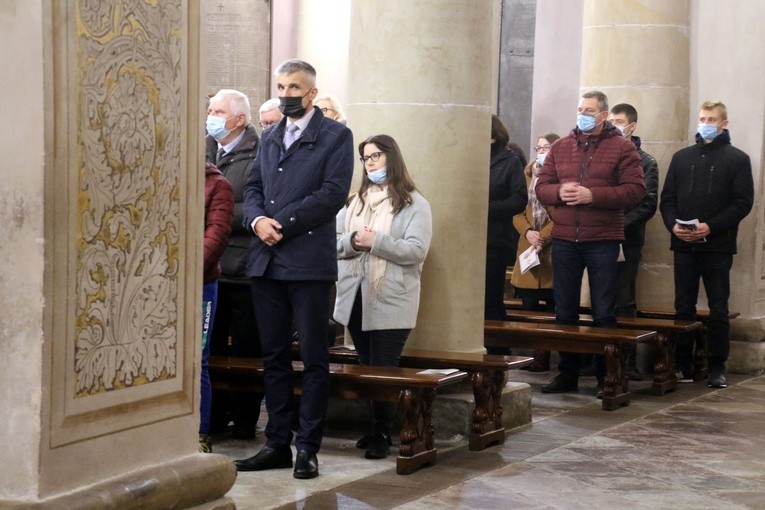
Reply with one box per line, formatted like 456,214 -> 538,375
260,121 -> 277,129
534,145 -> 552,153
319,107 -> 336,114
359,151 -> 384,163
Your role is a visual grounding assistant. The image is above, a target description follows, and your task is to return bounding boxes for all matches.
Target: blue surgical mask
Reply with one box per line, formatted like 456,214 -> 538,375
367,166 -> 387,185
576,113 -> 597,132
697,123 -> 719,141
536,153 -> 546,166
206,115 -> 230,141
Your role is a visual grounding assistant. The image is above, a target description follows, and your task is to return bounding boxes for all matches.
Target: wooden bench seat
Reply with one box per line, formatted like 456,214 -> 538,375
208,355 -> 467,475
504,299 -> 739,382
324,346 -> 533,451
503,310 -> 704,395
484,320 -> 657,411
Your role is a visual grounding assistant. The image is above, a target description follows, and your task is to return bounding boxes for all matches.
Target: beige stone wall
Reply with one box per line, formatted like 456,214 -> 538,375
347,0 -> 496,353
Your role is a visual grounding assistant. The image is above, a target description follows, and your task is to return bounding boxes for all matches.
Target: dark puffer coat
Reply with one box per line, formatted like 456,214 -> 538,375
204,163 -> 234,283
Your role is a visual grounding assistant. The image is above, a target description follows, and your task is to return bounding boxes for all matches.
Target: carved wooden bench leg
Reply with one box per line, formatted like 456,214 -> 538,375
602,343 -> 630,411
397,388 -> 437,475
651,332 -> 678,396
693,326 -> 709,382
468,369 -> 507,451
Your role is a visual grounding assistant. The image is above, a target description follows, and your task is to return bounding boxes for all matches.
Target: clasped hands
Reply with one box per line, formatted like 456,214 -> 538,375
255,217 -> 283,247
559,181 -> 593,206
351,226 -> 375,251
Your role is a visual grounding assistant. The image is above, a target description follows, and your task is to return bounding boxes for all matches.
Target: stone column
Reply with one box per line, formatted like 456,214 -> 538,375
0,2 -> 234,507
347,0 -> 496,353
295,0 -> 352,106
580,0 -> 690,308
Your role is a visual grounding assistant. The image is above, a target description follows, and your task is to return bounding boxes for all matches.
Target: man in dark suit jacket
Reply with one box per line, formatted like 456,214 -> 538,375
235,59 -> 353,479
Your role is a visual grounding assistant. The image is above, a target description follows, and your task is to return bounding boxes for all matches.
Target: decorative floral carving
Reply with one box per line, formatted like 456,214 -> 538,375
74,1 -> 183,396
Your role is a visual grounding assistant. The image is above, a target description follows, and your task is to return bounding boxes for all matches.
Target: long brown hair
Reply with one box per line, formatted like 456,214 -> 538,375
354,134 -> 416,214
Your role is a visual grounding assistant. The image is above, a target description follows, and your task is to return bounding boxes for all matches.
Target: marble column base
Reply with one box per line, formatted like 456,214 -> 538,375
729,318 -> 765,375
10,453 -> 236,510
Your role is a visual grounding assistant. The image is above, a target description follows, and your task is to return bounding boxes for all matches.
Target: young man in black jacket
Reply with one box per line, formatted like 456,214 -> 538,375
660,100 -> 754,388
609,103 -> 659,380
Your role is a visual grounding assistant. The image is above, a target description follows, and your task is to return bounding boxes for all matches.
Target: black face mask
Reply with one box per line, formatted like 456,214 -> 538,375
279,93 -> 310,118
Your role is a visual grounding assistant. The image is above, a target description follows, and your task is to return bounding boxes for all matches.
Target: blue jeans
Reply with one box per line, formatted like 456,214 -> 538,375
552,239 -> 619,380
673,250 -> 732,372
200,281 -> 218,435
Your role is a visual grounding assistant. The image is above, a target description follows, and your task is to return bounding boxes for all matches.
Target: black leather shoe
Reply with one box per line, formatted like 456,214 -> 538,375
293,450 -> 319,479
595,385 -> 605,400
234,445 -> 292,472
364,433 -> 391,459
541,373 -> 578,394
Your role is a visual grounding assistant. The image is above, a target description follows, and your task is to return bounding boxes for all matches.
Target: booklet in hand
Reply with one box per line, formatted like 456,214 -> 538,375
676,218 -> 706,242
519,245 -> 541,274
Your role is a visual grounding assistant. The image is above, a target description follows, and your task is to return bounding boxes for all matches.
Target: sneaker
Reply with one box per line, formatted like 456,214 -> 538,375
199,435 -> 212,453
364,433 -> 391,459
708,371 -> 727,388
541,373 -> 578,394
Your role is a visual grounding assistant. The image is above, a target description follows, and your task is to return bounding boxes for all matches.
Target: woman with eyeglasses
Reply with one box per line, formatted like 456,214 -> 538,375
315,93 -> 346,124
510,133 -> 560,372
333,134 -> 432,460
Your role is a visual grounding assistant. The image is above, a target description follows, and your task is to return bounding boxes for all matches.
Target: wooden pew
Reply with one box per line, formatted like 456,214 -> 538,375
208,356 -> 467,475
636,308 -> 740,382
503,310 -> 704,395
324,346 -> 533,451
505,299 -> 739,382
484,321 -> 657,411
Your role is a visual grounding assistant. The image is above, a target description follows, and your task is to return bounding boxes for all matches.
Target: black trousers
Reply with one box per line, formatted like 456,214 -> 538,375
347,290 -> 410,434
673,250 -> 732,372
251,277 -> 332,454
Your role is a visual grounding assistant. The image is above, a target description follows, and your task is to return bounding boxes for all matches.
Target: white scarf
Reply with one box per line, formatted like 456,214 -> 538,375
344,186 -> 395,295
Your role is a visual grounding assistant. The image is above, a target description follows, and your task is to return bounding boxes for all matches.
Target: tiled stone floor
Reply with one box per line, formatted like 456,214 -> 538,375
215,371 -> 765,509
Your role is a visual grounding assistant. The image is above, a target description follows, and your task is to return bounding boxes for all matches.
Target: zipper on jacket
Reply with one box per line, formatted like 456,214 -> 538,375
707,165 -> 715,195
689,165 -> 695,194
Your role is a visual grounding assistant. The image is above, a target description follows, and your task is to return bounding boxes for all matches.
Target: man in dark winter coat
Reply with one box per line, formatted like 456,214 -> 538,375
205,89 -> 262,439
236,59 -> 353,479
535,90 -> 645,396
660,100 -> 754,389
609,103 -> 659,380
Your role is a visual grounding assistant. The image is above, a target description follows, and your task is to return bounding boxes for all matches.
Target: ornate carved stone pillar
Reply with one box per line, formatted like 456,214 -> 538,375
347,0 -> 496,352
0,1 -> 234,507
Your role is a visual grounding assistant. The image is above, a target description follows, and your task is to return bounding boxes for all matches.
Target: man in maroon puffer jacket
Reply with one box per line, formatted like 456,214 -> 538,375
535,90 -> 645,397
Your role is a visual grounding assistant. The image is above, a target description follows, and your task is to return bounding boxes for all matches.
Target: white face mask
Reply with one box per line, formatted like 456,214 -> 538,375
614,123 -> 632,138
536,153 -> 546,166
